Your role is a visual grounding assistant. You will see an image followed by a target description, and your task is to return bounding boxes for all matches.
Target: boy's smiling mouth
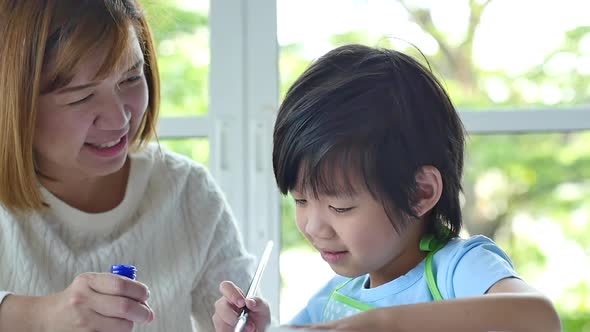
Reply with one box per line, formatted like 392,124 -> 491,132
319,249 -> 349,264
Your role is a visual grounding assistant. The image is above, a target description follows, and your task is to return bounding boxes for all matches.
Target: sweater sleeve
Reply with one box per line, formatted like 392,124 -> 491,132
189,169 -> 255,331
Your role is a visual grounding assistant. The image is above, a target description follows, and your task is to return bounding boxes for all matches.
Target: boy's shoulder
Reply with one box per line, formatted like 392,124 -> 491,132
438,234 -> 510,260
435,234 -> 518,298
443,234 -> 495,250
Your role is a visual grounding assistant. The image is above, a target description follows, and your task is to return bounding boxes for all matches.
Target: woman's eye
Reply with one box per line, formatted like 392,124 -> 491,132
121,74 -> 143,85
67,94 -> 93,106
125,75 -> 142,83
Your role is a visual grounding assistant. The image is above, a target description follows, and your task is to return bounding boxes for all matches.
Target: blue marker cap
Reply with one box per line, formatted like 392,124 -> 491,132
110,264 -> 137,280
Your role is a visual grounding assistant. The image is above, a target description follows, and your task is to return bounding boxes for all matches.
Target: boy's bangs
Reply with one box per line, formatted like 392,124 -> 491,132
294,146 -> 377,199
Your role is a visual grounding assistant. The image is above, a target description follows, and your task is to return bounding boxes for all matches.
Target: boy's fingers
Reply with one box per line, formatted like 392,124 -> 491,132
245,298 -> 256,308
212,313 -> 235,332
245,297 -> 268,312
213,299 -> 240,327
244,320 -> 256,332
219,281 -> 245,307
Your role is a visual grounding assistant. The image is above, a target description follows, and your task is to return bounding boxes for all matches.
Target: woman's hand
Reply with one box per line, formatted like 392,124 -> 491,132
212,281 -> 270,332
37,272 -> 154,332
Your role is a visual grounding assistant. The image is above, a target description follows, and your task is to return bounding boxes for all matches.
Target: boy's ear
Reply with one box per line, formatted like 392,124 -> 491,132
413,166 -> 443,217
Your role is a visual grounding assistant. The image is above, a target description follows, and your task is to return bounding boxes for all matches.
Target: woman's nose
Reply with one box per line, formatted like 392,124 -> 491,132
93,97 -> 131,131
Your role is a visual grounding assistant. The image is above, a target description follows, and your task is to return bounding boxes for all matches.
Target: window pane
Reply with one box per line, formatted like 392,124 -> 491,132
158,138 -> 209,166
278,0 -> 590,109
279,132 -> 590,328
145,0 -> 209,116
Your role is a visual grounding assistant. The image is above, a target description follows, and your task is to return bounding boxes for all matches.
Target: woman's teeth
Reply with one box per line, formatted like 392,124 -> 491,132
92,137 -> 121,148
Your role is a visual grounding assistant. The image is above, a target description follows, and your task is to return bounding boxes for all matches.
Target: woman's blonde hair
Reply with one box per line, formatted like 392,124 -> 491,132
0,0 -> 160,213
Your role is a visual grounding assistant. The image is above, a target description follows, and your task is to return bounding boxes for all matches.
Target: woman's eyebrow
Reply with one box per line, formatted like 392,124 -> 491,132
55,82 -> 99,94
54,59 -> 144,95
126,59 -> 144,72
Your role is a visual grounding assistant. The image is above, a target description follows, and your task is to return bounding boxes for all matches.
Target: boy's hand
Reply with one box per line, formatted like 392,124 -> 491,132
213,281 -> 271,332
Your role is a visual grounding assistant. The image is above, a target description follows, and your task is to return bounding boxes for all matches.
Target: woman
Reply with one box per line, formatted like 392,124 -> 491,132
0,1 -> 254,331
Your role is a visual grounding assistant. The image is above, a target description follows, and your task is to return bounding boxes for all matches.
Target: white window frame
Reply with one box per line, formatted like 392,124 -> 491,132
157,0 -> 590,321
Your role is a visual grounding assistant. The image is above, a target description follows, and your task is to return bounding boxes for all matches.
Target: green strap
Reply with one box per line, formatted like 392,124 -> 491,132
331,291 -> 375,311
333,277 -> 355,292
323,232 -> 450,319
425,251 -> 443,300
323,277 -> 375,318
420,234 -> 447,301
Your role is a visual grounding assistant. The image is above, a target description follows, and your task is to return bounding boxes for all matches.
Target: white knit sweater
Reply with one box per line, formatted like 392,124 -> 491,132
0,144 -> 255,331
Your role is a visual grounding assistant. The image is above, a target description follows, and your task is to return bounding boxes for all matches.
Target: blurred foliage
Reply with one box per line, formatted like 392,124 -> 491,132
144,0 -> 209,162
159,138 -> 210,166
144,0 -> 589,329
281,195 -> 311,252
144,0 -> 209,117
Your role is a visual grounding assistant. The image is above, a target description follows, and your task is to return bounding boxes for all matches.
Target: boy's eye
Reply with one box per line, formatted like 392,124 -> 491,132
330,206 -> 354,214
294,199 -> 307,206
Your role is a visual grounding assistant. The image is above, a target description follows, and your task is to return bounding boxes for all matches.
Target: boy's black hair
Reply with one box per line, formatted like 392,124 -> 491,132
273,44 -> 465,239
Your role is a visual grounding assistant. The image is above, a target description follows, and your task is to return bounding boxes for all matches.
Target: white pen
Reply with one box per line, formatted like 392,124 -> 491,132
234,240 -> 274,332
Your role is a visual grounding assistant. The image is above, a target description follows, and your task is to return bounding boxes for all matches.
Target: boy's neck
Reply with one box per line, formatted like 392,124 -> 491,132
368,223 -> 428,288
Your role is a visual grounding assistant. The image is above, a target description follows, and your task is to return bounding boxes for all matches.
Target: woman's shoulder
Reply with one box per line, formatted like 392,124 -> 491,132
124,144 -> 231,238
131,143 -> 226,204
131,143 -> 216,186
126,144 -> 219,206
131,143 -> 206,173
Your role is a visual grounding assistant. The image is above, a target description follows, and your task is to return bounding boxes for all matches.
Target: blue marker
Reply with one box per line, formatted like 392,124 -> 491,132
111,264 -> 137,280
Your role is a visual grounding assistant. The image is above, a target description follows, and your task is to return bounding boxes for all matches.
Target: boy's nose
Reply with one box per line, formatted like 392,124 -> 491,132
304,212 -> 335,240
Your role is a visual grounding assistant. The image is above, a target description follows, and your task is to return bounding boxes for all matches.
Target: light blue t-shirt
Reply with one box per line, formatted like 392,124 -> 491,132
289,235 -> 519,324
